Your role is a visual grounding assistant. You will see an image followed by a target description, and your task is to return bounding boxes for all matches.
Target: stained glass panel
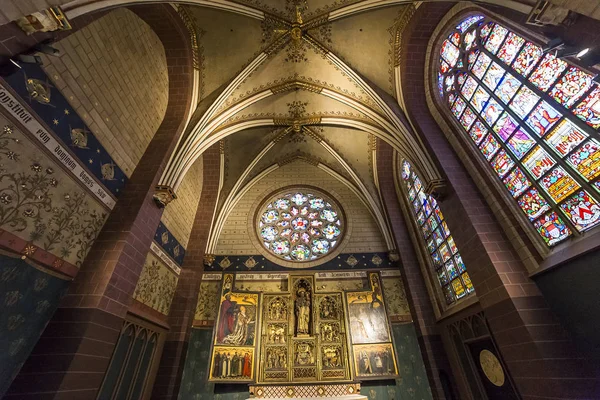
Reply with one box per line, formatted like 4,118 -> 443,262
567,139 -> 600,181
495,73 -> 521,104
469,120 -> 488,144
522,146 -> 556,179
457,14 -> 484,33
460,107 -> 477,131
259,191 -> 343,261
493,112 -> 519,141
441,14 -> 600,249
462,272 -> 475,293
472,52 -> 492,79
441,39 -> 460,66
544,120 -> 588,157
506,128 -> 536,159
513,42 -> 543,77
481,98 -> 504,126
479,133 -> 500,160
573,87 -> 600,129
438,269 -> 449,286
503,167 -> 531,197
533,212 -> 571,245
518,188 -> 550,220
445,261 -> 458,280
452,279 -> 467,298
529,53 -> 568,91
484,24 -> 508,54
490,150 -> 515,178
560,190 -> 600,231
549,67 -> 594,108
452,97 -> 467,118
539,167 -> 580,203
482,62 -> 506,91
471,87 -> 491,112
525,101 -> 561,137
454,254 -> 466,273
510,86 -> 539,119
497,32 -> 525,65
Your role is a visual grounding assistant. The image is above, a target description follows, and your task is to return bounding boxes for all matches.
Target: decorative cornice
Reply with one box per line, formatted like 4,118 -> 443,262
176,5 -> 202,70
270,80 -> 323,94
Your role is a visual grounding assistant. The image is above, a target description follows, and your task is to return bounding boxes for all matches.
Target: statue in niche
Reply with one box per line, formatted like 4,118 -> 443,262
319,296 -> 339,320
295,287 -> 311,335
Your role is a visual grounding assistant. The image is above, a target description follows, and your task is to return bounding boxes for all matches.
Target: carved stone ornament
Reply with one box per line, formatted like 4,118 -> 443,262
424,179 -> 447,201
153,185 -> 177,208
203,253 -> 215,266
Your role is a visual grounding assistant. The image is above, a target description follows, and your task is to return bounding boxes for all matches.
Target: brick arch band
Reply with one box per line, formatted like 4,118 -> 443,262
1,4 -> 202,400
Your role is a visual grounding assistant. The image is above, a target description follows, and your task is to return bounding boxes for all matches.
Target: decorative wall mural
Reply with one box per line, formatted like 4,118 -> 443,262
133,251 -> 178,316
194,280 -> 220,324
382,275 -> 411,322
0,115 -> 107,267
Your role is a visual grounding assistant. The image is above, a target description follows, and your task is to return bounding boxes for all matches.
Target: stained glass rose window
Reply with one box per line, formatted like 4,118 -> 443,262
258,190 -> 344,262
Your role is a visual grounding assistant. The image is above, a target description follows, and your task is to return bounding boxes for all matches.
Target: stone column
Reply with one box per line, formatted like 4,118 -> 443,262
151,145 -> 221,400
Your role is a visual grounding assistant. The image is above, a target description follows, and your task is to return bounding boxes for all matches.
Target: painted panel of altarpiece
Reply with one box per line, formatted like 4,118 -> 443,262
209,274 -> 259,382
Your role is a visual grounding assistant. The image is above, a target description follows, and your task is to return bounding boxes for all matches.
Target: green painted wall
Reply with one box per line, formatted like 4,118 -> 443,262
178,328 -> 249,400
0,256 -> 69,396
360,323 -> 433,400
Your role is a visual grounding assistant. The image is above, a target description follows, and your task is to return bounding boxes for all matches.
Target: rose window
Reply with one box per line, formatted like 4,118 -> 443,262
258,190 -> 344,262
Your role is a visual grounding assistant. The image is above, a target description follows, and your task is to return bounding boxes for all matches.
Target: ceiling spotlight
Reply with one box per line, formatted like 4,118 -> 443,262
577,48 -> 590,58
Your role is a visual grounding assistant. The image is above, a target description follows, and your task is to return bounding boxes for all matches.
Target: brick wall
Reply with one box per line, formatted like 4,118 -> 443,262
214,160 -> 388,255
40,8 -> 169,177
161,155 -> 204,248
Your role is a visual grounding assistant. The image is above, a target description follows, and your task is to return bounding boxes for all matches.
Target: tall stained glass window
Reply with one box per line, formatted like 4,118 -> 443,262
438,14 -> 600,246
401,160 -> 475,305
258,190 -> 343,262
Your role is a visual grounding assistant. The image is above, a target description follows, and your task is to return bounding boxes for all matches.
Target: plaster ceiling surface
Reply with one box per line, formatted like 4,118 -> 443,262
189,7 -> 263,99
218,41 -> 384,116
243,130 -> 351,187
319,127 -> 378,198
221,126 -> 280,198
320,5 -> 407,97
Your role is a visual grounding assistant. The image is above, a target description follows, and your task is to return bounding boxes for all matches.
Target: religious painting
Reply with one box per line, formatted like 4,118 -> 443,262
346,274 -> 391,344
209,347 -> 254,381
214,276 -> 259,347
353,343 -> 397,379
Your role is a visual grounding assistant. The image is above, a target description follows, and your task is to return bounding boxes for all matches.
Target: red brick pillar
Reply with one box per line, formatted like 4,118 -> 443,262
151,145 -> 221,400
4,5 -> 193,399
377,140 -> 452,400
400,3 -> 600,399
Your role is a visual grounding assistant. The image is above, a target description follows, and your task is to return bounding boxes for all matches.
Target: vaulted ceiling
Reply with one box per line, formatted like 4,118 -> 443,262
153,0 -> 537,250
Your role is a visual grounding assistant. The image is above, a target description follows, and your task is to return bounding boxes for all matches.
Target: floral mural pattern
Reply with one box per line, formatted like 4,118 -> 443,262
0,116 -> 108,267
194,281 -> 220,323
383,276 -> 411,321
133,251 -> 178,315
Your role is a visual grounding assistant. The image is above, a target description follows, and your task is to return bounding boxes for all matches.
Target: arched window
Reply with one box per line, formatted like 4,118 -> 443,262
438,14 -> 600,247
401,160 -> 474,305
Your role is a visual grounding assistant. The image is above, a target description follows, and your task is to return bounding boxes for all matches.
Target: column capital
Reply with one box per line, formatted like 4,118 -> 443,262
153,185 -> 177,208
424,179 -> 447,201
